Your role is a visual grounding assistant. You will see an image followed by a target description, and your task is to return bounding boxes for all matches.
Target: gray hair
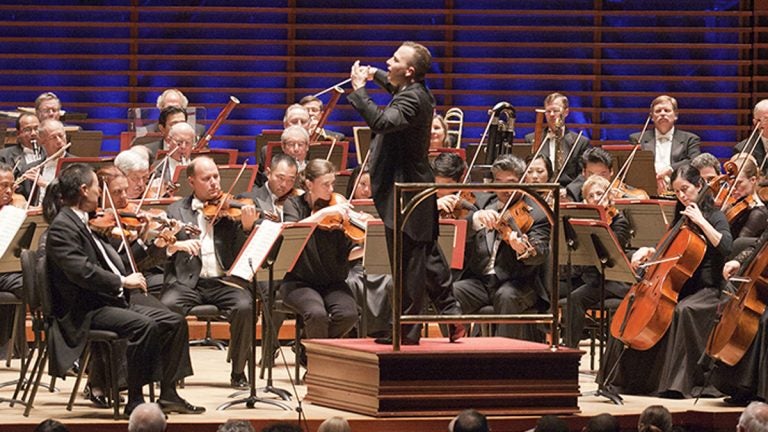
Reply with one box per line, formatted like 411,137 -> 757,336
115,149 -> 149,174
38,119 -> 64,138
754,99 -> 768,118
281,125 -> 309,144
491,154 -> 526,178
127,403 -> 166,432
739,401 -> 768,432
156,88 -> 189,110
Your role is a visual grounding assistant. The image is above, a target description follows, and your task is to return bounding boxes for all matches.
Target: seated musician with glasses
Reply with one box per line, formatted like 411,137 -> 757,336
162,156 -> 258,389
732,99 -> 768,175
17,119 -> 73,205
153,122 -> 195,185
0,112 -> 41,168
452,154 -> 551,341
114,149 -> 152,200
300,95 -> 344,142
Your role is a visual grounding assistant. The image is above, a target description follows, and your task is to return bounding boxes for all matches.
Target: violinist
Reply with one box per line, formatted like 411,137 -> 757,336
239,153 -> 299,223
0,112 -> 41,168
563,175 -> 632,348
0,164 -> 25,361
345,163 -> 372,200
523,153 -> 554,184
433,152 -> 476,218
45,163 -> 203,415
691,152 -> 722,184
524,92 -> 591,186
732,99 -> 768,175
452,154 -> 551,341
17,118 -> 72,204
714,224 -> 768,405
564,147 -> 613,202
281,159 -> 360,353
162,156 -> 257,389
602,164 -> 732,398
629,95 -> 701,195
721,154 -> 768,239
300,95 -> 344,142
114,149 -> 151,200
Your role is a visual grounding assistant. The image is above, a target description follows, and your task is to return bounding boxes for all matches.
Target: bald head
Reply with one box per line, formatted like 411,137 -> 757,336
38,119 -> 67,155
166,122 -> 195,161
127,402 -> 166,432
739,402 -> 768,432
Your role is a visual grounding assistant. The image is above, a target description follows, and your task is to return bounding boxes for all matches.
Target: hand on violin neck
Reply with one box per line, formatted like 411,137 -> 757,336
437,194 -> 460,215
473,209 -> 500,230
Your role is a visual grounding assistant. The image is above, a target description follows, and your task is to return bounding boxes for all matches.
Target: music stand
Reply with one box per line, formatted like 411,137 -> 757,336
566,218 -> 638,405
602,146 -> 657,195
218,221 -> 315,411
614,198 -> 676,249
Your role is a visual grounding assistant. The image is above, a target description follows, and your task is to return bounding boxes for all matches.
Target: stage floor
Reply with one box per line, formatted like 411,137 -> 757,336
0,340 -> 744,432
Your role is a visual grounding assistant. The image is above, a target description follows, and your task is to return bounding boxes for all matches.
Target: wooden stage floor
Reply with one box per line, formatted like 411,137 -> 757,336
0,339 -> 744,432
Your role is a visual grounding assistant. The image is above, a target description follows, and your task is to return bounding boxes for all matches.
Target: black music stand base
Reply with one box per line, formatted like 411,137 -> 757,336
217,269 -> 290,411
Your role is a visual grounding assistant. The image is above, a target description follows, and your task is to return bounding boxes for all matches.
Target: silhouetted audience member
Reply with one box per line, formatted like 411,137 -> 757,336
261,423 -> 303,432
128,403 -> 167,432
738,401 -> 768,432
584,413 -> 619,432
218,419 -> 256,432
638,405 -> 673,432
34,419 -> 69,432
449,409 -> 489,432
533,415 -> 568,432
318,416 -> 352,432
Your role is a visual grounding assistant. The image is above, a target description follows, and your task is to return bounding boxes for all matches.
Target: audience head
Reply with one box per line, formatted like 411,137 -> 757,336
16,112 -> 40,149
260,422 -> 303,432
584,413 -> 619,432
317,416 -> 352,432
156,88 -> 190,110
35,92 -> 62,121
638,405 -> 673,432
217,419 -> 256,432
533,414 -> 568,432
450,409 -> 489,432
127,402 -> 167,432
738,401 -> 768,432
34,419 -> 69,432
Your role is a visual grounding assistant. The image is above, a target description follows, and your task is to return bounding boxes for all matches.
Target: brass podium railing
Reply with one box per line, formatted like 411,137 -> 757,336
391,182 -> 561,351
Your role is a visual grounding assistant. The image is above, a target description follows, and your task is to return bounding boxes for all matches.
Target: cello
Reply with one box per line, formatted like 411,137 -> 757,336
610,181 -> 708,350
706,238 -> 768,366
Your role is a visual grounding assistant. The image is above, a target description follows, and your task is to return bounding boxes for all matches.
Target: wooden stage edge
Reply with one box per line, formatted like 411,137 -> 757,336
0,338 -> 744,432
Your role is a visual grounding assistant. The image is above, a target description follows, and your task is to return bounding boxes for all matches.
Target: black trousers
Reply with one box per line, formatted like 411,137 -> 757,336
89,301 -> 192,387
384,227 -> 461,342
162,278 -> 252,374
0,272 -> 22,354
281,279 -> 358,339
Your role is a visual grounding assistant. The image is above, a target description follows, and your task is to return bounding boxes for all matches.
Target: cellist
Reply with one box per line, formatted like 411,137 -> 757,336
601,163 -> 732,398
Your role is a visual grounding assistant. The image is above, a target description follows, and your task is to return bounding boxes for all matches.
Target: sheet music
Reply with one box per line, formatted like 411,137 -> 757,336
228,220 -> 284,281
0,206 -> 27,259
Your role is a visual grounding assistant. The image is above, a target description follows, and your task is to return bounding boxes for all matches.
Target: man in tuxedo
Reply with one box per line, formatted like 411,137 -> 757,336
280,125 -> 310,172
452,154 -> 551,340
153,122 -> 194,184
114,149 -> 151,200
46,163 -> 203,415
348,41 -> 465,344
240,152 -> 298,223
629,94 -> 701,194
524,92 -> 591,186
35,92 -> 62,122
733,99 -> 768,175
17,118 -> 71,203
0,112 -> 41,168
564,147 -> 614,202
162,156 -> 258,389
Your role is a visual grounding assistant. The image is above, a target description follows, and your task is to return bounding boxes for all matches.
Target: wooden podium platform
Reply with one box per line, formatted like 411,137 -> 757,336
304,337 -> 582,417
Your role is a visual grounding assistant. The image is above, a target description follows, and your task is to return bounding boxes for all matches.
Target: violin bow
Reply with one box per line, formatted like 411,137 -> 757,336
348,147 -> 372,201
208,162 -> 249,223
719,123 -> 762,211
597,143 -> 640,208
103,180 -> 143,294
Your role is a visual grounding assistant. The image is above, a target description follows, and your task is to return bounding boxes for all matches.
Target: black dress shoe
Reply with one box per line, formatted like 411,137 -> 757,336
157,397 -> 206,414
449,323 -> 467,343
230,372 -> 248,389
724,395 -> 752,407
89,393 -> 112,409
374,336 -> 419,345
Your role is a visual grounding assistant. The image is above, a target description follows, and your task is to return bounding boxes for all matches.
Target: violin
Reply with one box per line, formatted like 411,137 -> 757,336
90,203 -> 200,247
706,237 -> 768,366
314,193 -> 367,244
202,193 -> 257,222
440,190 -> 479,219
496,199 -> 536,256
613,180 -> 650,200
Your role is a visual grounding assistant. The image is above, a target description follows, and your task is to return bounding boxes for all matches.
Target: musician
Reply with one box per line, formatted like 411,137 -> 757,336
453,154 -> 551,340
733,99 -> 768,175
691,152 -> 722,183
162,156 -> 257,389
283,104 -> 311,131
563,175 -> 631,348
155,122 -> 194,183
345,164 -> 372,201
133,106 -> 189,158
139,89 -> 206,139
34,92 -> 62,121
629,95 -> 701,195
524,92 -> 591,186
0,112 -> 41,168
281,159 -> 359,349
348,41 -> 465,344
716,226 -> 768,405
114,149 -> 151,200
433,152 -> 472,216
603,163 -> 732,398
0,164 -> 24,360
280,125 -> 310,172
18,118 -> 71,204
524,153 -> 554,184
564,147 -> 614,202
300,95 -> 344,141
45,163 -> 203,415
239,152 -> 299,223
722,154 -> 768,239
430,114 -> 451,150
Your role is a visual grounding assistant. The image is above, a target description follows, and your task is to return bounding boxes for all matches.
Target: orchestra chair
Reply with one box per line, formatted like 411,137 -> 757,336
188,305 -> 227,351
444,107 -> 464,149
0,290 -> 23,369
584,298 -> 622,371
271,299 -> 304,385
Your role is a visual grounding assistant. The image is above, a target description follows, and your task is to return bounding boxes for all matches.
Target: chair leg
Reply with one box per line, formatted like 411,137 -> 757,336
294,315 -> 302,384
5,304 -> 22,368
105,343 -> 120,420
67,344 -> 93,411
10,335 -> 39,406
23,346 -> 48,417
20,338 -> 46,404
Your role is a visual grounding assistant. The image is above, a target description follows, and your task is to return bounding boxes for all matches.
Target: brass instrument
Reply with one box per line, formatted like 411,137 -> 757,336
484,102 -> 517,164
